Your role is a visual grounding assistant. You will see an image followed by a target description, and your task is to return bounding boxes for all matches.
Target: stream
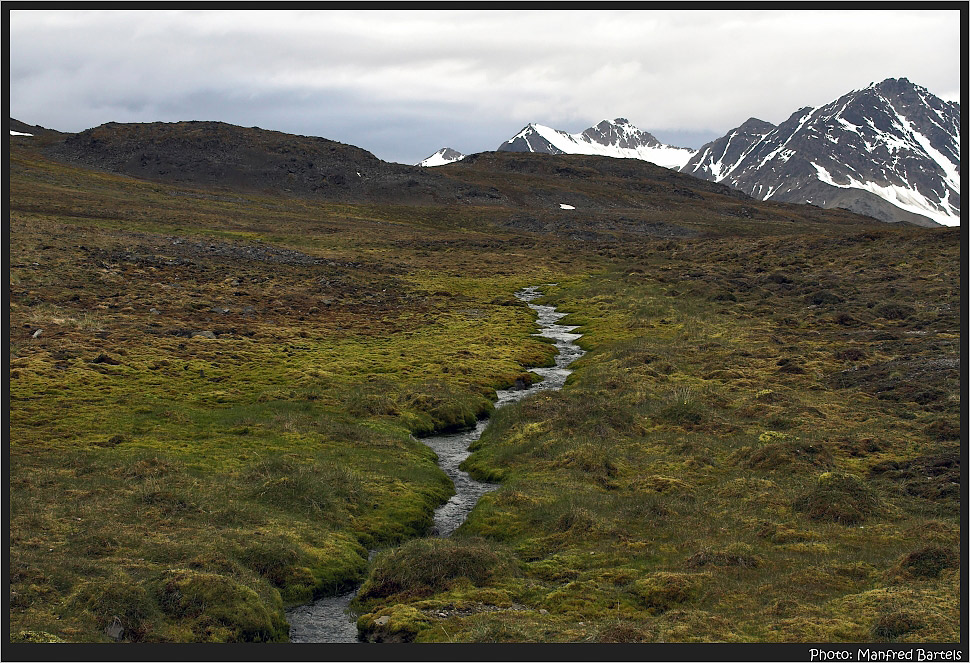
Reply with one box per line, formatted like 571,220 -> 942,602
285,285 -> 585,643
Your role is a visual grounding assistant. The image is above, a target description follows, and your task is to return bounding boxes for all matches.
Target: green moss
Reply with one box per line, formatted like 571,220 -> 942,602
357,604 -> 433,643
10,631 -> 68,643
152,569 -> 287,642
356,537 -> 517,603
632,572 -> 707,613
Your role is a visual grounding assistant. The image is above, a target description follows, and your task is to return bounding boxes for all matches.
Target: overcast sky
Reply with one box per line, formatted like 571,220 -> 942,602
7,9 -> 962,164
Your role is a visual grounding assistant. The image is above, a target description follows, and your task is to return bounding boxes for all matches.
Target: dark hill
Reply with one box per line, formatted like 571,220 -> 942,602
442,150 -> 751,203
430,150 -> 886,236
44,120 -> 484,205
9,118 -> 67,147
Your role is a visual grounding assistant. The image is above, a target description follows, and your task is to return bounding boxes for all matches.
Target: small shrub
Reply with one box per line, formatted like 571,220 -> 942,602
871,610 -> 924,640
837,436 -> 886,457
745,440 -> 833,470
754,388 -> 779,403
834,347 -> 867,361
709,291 -> 738,302
245,455 -> 360,516
890,546 -> 959,580
833,312 -> 859,326
633,572 -> 706,613
768,271 -> 793,284
138,487 -> 199,515
655,401 -> 704,426
793,473 -> 881,525
686,543 -> 759,569
66,577 -> 160,642
344,381 -> 399,418
553,443 -> 620,488
238,538 -> 301,588
631,475 -> 693,494
595,620 -> 649,642
776,357 -> 807,374
806,290 -> 844,306
924,418 -> 959,441
875,303 -> 915,320
554,506 -> 596,533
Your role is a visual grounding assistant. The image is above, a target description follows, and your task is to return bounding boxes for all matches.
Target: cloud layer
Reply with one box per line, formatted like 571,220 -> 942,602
8,9 -> 962,163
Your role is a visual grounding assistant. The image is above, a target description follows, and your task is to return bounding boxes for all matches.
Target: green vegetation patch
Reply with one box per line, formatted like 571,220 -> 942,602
353,230 -> 960,643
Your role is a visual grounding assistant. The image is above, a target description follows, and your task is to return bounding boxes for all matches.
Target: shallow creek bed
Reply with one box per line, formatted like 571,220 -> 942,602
285,285 -> 585,643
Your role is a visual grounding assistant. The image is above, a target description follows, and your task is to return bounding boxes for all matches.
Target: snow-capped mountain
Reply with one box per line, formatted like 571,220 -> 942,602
681,78 -> 960,227
498,118 -> 696,170
417,147 -> 465,167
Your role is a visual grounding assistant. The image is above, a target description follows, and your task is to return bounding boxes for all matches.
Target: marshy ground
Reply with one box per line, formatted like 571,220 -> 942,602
6,136 -> 961,644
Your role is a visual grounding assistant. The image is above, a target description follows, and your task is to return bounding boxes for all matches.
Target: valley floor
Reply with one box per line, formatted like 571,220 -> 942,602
6,144 -> 961,644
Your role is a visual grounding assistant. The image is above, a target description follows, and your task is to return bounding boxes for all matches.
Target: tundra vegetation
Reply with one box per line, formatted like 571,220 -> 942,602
7,131 -> 960,643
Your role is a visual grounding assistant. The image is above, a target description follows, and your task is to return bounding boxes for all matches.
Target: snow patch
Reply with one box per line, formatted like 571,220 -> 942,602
559,203 -> 575,210
893,111 -> 960,193
10,130 -> 33,136
811,162 -> 958,226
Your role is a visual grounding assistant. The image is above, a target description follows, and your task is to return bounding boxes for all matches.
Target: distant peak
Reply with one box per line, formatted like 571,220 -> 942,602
738,117 -> 775,131
416,147 -> 465,167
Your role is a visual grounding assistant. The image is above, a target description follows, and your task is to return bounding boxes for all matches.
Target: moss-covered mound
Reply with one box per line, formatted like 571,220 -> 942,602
357,537 -> 518,602
793,472 -> 882,525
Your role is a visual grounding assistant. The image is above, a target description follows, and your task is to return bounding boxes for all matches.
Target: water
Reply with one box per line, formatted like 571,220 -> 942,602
285,285 -> 585,642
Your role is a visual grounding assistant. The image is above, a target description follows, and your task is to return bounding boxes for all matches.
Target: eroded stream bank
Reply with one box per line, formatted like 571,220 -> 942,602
286,285 -> 585,643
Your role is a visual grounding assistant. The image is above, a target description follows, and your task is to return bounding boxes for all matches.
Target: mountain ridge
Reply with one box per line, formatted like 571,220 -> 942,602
11,115 -> 922,232
496,118 -> 696,170
681,78 -> 959,227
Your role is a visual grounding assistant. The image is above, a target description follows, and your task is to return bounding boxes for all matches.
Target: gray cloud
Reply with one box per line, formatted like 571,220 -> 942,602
8,9 -> 962,164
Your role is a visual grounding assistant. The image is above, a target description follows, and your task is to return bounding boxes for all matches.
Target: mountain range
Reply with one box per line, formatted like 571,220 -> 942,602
417,78 -> 960,227
13,114 -> 892,242
12,78 -> 958,228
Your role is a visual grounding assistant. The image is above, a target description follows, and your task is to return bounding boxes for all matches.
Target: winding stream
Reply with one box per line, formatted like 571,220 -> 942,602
285,285 -> 585,643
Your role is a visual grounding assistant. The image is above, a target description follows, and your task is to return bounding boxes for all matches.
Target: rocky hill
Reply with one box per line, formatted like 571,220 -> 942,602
43,120 -> 483,205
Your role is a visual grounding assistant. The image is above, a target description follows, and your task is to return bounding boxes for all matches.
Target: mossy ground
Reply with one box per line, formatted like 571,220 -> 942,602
7,141 -> 961,643
353,231 -> 961,643
7,147 -> 573,642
